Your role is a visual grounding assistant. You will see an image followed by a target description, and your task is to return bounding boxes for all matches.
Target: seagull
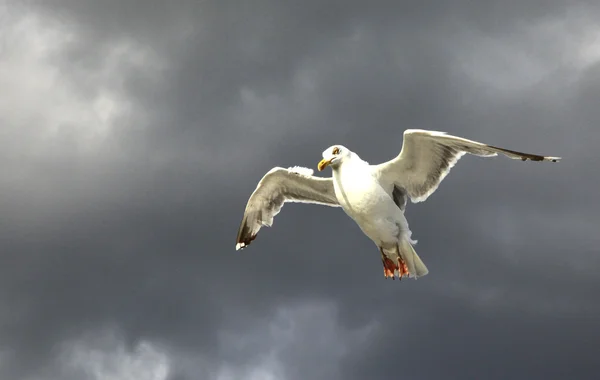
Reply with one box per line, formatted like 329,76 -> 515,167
235,129 -> 560,280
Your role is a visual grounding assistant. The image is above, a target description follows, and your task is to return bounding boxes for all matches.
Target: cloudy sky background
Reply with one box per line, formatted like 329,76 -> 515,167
1,0 -> 599,379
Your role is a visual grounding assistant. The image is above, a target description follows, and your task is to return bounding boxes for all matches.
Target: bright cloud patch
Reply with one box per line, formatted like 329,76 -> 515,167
59,331 -> 171,380
211,300 -> 378,380
0,5 -> 162,157
454,7 -> 600,93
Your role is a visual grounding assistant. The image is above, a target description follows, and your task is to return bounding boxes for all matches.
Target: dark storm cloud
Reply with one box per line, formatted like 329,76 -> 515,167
1,0 -> 599,379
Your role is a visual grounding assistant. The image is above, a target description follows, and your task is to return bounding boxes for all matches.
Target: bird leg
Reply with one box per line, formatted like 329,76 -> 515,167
380,249 -> 395,279
380,248 -> 409,280
381,257 -> 396,279
397,258 -> 409,277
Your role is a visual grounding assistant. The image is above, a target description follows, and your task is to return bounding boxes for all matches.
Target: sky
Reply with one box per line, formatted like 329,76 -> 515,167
1,0 -> 599,379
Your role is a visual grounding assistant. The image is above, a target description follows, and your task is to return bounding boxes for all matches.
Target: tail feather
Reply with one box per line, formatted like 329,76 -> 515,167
398,239 -> 429,278
380,239 -> 429,279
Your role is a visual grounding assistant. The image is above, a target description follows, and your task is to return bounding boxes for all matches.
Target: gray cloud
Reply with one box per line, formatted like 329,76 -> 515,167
1,0 -> 599,379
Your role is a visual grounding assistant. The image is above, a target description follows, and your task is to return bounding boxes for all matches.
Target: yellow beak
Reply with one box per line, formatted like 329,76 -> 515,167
317,158 -> 333,171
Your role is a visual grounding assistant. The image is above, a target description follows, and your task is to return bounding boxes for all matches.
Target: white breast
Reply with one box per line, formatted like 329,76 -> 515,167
333,160 -> 394,219
331,156 -> 406,246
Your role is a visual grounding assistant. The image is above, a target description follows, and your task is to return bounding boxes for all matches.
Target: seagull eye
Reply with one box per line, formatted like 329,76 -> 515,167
332,147 -> 340,155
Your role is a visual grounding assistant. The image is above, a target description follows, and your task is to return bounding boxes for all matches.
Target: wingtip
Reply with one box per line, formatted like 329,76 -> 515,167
235,242 -> 245,250
535,156 -> 561,162
517,155 -> 562,162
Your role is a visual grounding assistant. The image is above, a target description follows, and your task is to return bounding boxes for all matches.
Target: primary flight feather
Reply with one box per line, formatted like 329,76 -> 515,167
235,129 -> 560,280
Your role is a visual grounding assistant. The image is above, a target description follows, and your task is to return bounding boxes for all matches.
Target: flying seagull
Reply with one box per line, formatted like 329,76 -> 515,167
235,129 -> 560,280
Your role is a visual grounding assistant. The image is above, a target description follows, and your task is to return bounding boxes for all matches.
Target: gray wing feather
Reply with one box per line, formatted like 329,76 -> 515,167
375,129 -> 561,203
236,166 -> 339,250
392,185 -> 407,211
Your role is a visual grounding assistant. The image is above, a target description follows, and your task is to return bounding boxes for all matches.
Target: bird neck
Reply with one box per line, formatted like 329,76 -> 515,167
333,154 -> 369,177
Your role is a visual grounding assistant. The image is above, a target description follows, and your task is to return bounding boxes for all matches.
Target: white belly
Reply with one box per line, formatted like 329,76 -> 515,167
332,163 -> 407,246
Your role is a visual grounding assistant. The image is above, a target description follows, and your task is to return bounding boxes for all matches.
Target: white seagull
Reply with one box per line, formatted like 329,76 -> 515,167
235,129 -> 560,280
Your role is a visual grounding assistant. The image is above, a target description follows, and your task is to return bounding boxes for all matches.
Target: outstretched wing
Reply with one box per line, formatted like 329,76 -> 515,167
374,129 -> 561,203
236,166 -> 339,250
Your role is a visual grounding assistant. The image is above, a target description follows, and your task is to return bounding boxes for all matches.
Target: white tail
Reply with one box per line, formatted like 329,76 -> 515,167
398,239 -> 429,278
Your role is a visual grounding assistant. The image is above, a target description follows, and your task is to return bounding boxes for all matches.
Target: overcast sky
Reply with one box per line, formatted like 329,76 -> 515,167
1,0 -> 599,379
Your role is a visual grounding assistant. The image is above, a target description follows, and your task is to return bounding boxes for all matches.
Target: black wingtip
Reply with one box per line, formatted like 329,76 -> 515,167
487,144 -> 561,163
235,218 -> 257,251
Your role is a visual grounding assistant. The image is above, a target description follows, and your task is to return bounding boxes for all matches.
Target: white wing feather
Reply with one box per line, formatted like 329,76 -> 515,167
374,129 -> 561,203
235,166 -> 339,250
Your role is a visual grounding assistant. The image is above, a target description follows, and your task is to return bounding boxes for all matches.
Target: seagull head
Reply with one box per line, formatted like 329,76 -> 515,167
318,145 -> 351,171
